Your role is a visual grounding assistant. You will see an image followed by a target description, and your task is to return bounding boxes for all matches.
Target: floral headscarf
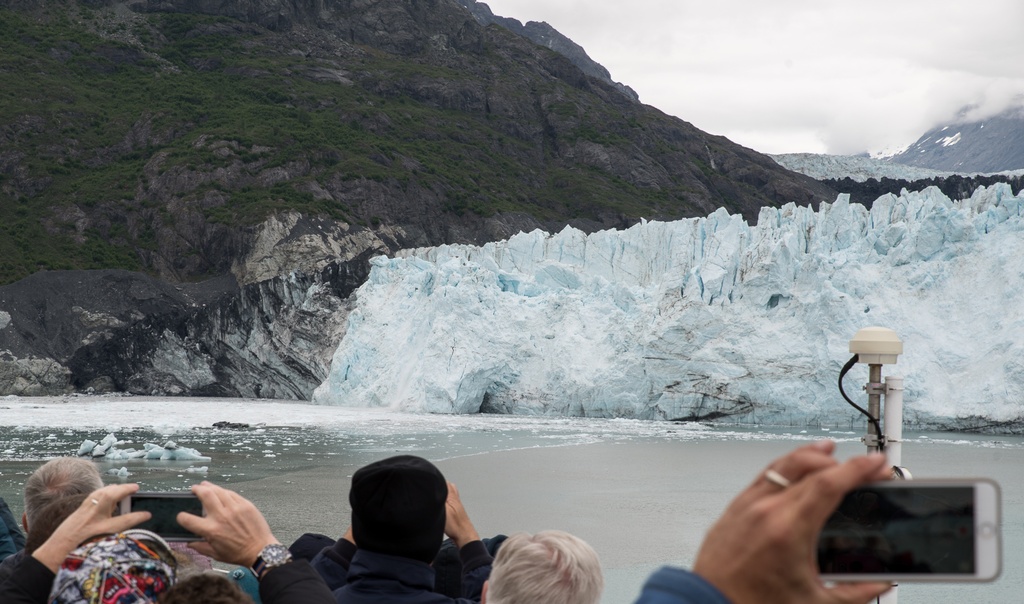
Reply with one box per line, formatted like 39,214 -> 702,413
49,529 -> 177,604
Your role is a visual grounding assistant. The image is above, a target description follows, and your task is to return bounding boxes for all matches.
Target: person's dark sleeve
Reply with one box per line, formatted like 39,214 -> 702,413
633,566 -> 732,604
0,496 -> 26,559
457,540 -> 493,602
0,526 -> 18,562
259,559 -> 335,604
309,539 -> 356,591
0,554 -> 56,604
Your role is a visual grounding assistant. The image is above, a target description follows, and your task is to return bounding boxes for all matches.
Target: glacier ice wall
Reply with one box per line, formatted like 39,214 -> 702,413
771,152 -> 1024,183
313,185 -> 1024,428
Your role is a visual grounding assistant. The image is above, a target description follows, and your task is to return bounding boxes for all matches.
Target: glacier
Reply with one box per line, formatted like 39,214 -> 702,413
312,184 -> 1024,430
770,152 -> 1024,183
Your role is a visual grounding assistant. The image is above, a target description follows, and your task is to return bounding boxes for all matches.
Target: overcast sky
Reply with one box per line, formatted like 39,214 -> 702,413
481,0 -> 1024,156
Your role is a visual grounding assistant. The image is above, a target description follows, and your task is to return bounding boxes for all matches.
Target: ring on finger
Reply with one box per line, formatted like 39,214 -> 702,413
764,469 -> 791,489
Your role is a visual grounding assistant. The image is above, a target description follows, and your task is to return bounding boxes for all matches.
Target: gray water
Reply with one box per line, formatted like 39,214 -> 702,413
0,399 -> 1020,603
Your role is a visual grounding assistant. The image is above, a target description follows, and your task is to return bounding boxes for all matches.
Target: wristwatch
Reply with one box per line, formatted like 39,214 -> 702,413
251,543 -> 293,580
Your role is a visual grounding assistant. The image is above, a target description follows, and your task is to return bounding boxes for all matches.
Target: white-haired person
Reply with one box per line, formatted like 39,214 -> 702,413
482,530 -> 603,604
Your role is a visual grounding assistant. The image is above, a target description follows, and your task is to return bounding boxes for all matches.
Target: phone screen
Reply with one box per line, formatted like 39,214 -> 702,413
818,485 -> 975,575
129,493 -> 203,541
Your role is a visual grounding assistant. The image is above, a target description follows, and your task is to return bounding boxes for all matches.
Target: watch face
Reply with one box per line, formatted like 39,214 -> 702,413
253,543 -> 293,579
261,543 -> 291,566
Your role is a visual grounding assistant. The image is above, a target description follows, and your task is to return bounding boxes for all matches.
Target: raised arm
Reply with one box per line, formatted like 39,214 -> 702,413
444,481 -> 481,549
636,441 -> 893,604
32,483 -> 149,573
177,481 -> 336,604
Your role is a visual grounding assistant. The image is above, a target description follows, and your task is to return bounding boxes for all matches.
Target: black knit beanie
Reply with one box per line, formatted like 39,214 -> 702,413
349,455 -> 448,563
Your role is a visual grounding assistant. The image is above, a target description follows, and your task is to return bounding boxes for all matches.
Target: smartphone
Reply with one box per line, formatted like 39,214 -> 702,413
119,492 -> 204,542
818,479 -> 1001,582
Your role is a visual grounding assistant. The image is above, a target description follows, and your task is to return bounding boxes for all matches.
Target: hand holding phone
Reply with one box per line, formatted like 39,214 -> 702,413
118,492 -> 204,542
818,479 -> 1001,582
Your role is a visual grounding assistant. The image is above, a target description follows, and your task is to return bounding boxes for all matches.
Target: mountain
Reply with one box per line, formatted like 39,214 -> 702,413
0,0 -> 836,397
313,184 -> 1024,433
0,0 -> 834,286
453,0 -> 639,102
885,104 -> 1024,172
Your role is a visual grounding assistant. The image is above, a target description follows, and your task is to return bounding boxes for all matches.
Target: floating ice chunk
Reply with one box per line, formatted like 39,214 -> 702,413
105,448 -> 132,461
159,446 -> 210,462
90,433 -> 127,458
105,448 -> 148,461
184,466 -> 209,473
106,467 -> 129,477
78,434 -> 210,463
100,433 -> 122,447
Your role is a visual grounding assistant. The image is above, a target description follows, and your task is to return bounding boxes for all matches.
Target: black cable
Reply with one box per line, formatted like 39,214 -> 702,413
838,354 -> 885,452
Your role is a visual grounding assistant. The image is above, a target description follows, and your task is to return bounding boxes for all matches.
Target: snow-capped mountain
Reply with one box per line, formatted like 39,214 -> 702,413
313,185 -> 1024,432
886,105 -> 1024,172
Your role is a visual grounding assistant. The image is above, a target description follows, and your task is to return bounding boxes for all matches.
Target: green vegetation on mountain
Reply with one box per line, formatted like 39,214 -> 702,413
0,0 -> 834,285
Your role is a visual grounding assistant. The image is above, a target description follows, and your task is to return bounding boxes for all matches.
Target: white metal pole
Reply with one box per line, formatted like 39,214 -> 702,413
884,375 -> 904,468
877,374 -> 905,604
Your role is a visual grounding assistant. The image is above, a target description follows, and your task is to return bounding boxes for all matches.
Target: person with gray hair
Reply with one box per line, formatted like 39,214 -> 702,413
482,530 -> 603,604
0,457 -> 103,584
22,458 -> 104,529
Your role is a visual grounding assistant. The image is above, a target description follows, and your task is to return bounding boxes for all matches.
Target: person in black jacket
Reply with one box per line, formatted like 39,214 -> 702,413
310,455 -> 493,604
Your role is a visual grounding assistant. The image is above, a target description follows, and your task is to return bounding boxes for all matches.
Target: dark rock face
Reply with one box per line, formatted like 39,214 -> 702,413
888,105 -> 1024,172
0,260 -> 367,398
0,270 -> 227,394
64,260 -> 363,398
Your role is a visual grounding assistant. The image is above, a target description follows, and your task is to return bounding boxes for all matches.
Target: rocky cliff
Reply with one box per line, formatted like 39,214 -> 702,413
0,0 -> 838,398
0,228 -> 369,398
